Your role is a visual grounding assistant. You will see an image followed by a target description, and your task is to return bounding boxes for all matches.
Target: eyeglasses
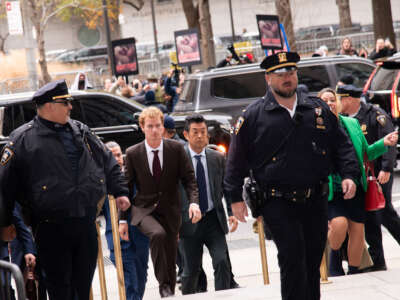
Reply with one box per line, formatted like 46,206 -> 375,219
53,100 -> 72,106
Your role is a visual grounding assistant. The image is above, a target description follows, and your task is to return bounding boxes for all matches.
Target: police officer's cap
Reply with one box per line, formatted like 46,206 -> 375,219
260,51 -> 300,74
164,114 -> 175,129
336,84 -> 363,98
32,79 -> 73,105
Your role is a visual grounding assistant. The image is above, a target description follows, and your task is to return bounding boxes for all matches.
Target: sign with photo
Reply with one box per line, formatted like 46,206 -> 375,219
111,38 -> 139,76
174,29 -> 202,66
256,15 -> 284,50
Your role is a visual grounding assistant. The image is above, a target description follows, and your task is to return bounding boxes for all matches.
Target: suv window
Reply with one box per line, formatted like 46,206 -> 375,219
3,105 -> 24,136
335,63 -> 374,88
79,97 -> 137,128
21,102 -> 36,123
90,47 -> 107,56
370,68 -> 398,91
212,72 -> 266,99
180,80 -> 196,103
297,66 -> 330,92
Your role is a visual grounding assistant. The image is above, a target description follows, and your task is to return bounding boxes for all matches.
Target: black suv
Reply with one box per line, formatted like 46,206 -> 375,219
0,91 -> 231,152
174,56 -> 375,124
364,53 -> 400,126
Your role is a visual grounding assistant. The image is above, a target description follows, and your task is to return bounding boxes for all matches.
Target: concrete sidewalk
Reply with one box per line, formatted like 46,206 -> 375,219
92,209 -> 400,300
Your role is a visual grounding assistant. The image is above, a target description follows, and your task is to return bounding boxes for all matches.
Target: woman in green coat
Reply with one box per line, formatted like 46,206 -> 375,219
318,88 -> 398,275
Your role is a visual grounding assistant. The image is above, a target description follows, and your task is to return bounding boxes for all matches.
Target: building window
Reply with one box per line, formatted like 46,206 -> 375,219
78,25 -> 101,47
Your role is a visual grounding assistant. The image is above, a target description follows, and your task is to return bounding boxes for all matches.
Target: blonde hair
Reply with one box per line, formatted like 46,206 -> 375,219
139,106 -> 164,127
318,88 -> 341,118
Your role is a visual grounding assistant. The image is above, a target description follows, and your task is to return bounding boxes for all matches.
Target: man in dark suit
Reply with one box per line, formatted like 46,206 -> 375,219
180,114 -> 238,294
120,106 -> 201,298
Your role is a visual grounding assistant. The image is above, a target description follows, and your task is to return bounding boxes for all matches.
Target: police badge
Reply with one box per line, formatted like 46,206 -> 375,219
376,115 -> 386,127
315,107 -> 325,130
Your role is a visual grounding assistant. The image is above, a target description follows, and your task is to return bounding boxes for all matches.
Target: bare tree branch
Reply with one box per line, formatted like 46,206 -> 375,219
123,0 -> 144,11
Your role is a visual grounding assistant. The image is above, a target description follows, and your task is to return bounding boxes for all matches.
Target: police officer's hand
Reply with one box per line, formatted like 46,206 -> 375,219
228,216 -> 238,232
189,204 -> 202,224
383,131 -> 398,146
24,254 -> 36,268
232,202 -> 248,223
342,179 -> 356,199
116,196 -> 131,211
0,225 -> 16,242
378,171 -> 391,185
119,223 -> 129,241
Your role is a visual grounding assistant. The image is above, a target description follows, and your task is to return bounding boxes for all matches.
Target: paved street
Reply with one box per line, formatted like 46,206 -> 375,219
92,170 -> 400,299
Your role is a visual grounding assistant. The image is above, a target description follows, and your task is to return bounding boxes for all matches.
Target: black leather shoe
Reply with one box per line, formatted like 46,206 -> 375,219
159,285 -> 174,298
361,264 -> 387,273
230,280 -> 242,289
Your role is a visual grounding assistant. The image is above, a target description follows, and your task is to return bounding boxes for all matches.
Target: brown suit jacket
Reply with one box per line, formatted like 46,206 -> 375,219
121,139 -> 199,233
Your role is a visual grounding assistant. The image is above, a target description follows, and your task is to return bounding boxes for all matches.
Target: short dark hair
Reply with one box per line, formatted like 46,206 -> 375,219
184,114 -> 206,132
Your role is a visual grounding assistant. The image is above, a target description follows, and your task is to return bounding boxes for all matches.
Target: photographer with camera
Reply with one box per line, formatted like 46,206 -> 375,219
217,44 -> 250,68
164,67 -> 183,112
224,52 -> 359,300
217,51 -> 233,68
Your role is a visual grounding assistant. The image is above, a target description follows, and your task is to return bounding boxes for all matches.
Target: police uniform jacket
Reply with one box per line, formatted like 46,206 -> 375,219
224,89 -> 360,203
0,116 -> 129,226
354,102 -> 396,173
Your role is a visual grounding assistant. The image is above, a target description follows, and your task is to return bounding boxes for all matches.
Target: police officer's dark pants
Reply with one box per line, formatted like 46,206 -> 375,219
262,194 -> 327,300
181,209 -> 231,295
35,217 -> 97,300
365,175 -> 400,267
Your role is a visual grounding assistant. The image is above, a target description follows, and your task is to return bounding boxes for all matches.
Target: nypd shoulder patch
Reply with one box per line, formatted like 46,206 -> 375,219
1,147 -> 14,166
234,117 -> 245,135
376,115 -> 386,127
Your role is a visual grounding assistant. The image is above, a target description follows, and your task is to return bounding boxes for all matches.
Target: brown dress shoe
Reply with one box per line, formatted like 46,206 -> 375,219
159,284 -> 174,298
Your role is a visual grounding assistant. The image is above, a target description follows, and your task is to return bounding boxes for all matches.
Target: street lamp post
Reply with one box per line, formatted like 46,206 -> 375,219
228,0 -> 236,42
102,0 -> 114,76
150,0 -> 159,55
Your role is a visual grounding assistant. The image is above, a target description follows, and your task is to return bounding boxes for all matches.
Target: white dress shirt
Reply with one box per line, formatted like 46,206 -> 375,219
145,139 -> 163,174
188,146 -> 214,212
279,95 -> 298,118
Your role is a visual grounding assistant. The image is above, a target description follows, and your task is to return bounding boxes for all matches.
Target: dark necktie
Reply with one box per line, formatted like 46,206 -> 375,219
195,155 -> 208,213
152,150 -> 161,183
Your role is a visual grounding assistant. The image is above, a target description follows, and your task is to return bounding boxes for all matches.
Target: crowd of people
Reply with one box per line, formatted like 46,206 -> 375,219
102,69 -> 185,114
1,45 -> 400,300
313,36 -> 397,60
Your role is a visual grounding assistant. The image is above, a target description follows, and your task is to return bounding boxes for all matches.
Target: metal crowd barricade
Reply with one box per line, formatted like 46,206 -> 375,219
92,195 -> 126,300
0,260 -> 26,300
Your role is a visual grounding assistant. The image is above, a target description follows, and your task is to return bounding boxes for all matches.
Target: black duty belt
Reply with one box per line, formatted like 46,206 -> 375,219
265,187 -> 315,204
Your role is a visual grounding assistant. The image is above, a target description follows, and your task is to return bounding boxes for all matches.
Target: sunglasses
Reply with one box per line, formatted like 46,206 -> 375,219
53,99 -> 73,106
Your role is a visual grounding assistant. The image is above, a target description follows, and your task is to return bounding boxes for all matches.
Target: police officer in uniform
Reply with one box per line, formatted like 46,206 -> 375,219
224,52 -> 360,300
338,84 -> 399,271
0,80 -> 131,300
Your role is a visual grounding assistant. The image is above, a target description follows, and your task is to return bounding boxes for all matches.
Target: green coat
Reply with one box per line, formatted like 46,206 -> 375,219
328,115 -> 387,201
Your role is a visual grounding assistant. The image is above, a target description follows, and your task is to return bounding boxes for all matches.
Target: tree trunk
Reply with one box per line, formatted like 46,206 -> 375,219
372,0 -> 396,49
36,27 -> 52,85
275,0 -> 296,51
181,0 -> 199,30
336,0 -> 352,29
0,33 -> 9,54
110,0 -> 121,39
198,0 -> 215,67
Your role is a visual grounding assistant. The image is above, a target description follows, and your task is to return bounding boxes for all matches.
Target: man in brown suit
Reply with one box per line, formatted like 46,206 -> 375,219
120,107 -> 201,297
